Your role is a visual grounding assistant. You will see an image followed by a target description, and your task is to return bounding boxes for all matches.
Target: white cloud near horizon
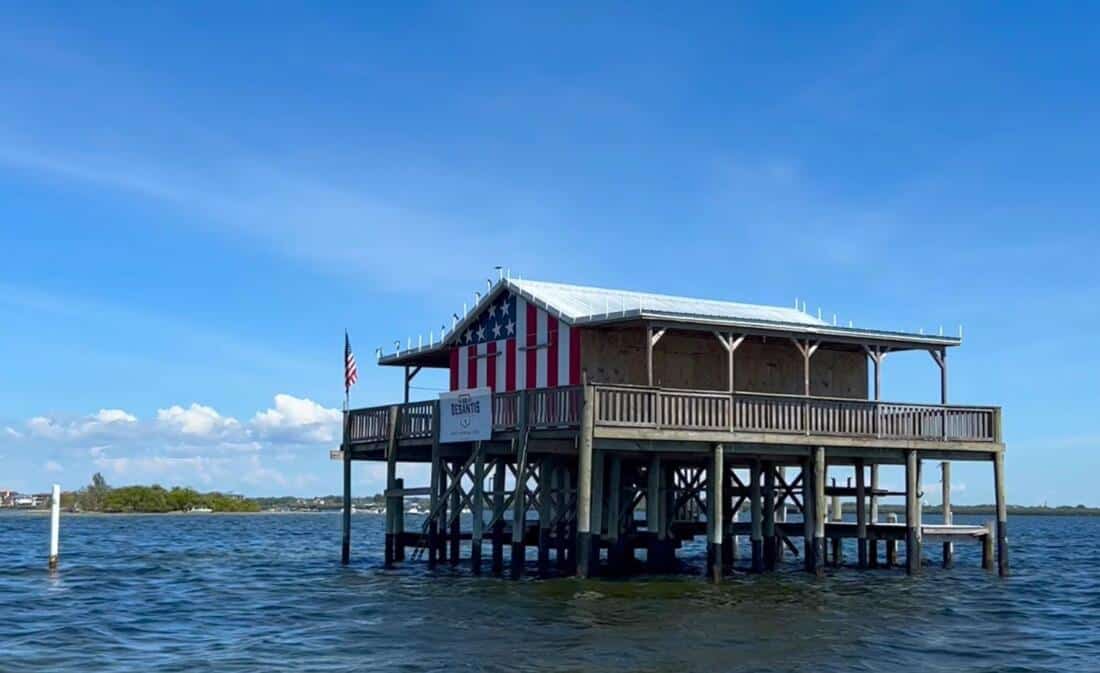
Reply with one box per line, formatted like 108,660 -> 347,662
2,393 -> 342,494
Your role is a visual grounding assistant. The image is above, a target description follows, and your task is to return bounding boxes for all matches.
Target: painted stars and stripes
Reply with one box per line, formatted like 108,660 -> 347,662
344,331 -> 358,392
449,290 -> 581,392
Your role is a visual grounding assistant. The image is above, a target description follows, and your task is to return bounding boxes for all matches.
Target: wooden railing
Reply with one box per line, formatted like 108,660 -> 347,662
592,384 -> 998,442
347,385 -> 999,444
527,386 -> 583,428
398,401 -> 434,439
347,386 -> 584,443
347,406 -> 390,443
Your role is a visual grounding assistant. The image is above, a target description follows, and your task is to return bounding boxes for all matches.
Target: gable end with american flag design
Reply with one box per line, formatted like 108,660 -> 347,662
448,288 -> 580,392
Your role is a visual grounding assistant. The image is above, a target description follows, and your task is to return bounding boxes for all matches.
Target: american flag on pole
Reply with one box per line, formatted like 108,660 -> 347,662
344,331 -> 358,393
449,289 -> 580,392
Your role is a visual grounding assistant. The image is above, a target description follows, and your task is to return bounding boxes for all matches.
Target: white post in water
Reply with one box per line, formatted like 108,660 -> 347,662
49,483 -> 60,570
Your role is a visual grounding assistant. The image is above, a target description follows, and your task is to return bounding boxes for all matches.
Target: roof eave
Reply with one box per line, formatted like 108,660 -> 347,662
574,310 -> 961,349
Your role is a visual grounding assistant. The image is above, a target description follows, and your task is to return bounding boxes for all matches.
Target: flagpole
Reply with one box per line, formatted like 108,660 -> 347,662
341,329 -> 352,565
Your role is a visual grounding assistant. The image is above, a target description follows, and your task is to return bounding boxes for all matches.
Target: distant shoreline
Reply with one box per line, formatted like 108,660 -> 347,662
3,505 -> 1099,516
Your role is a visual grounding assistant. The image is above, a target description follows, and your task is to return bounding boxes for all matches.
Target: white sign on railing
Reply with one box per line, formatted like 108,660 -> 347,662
439,388 -> 492,443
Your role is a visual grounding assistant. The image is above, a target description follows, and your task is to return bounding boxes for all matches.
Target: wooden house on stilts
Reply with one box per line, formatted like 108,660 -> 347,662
338,278 -> 1007,580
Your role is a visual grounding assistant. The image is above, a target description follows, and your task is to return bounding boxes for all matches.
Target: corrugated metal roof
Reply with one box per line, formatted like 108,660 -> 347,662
509,279 -> 825,327
377,277 -> 961,366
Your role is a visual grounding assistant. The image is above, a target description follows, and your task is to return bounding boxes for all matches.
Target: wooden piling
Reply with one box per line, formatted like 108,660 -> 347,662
590,449 -> 605,571
749,460 -> 763,573
905,450 -> 921,575
763,461 -> 777,570
471,444 -> 485,574
709,445 -> 724,582
393,478 -> 405,561
647,454 -> 661,570
538,457 -> 553,575
868,463 -> 879,568
575,383 -> 595,578
449,460 -> 460,566
776,465 -> 787,562
511,456 -> 527,578
994,451 -> 1009,576
941,461 -> 952,569
607,455 -> 623,570
830,482 -> 842,567
982,520 -> 994,570
723,466 -> 736,569
340,415 -> 352,566
561,466 -> 573,569
761,459 -> 778,571
383,405 -> 399,568
856,459 -> 868,568
813,447 -> 826,577
886,512 -> 898,567
438,461 -> 449,564
664,461 -> 678,569
802,456 -> 815,572
428,407 -> 441,569
491,457 -> 506,574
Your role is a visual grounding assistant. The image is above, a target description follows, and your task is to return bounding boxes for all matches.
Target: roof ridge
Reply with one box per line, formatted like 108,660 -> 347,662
512,278 -> 819,319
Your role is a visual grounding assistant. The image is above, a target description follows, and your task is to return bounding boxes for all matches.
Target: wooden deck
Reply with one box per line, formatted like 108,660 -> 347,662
345,384 -> 1002,455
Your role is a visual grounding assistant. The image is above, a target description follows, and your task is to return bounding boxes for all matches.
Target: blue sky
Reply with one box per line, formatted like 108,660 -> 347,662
2,2 -> 1097,503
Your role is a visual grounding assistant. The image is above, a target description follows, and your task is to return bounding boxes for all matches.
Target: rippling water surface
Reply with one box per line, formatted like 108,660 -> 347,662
2,513 -> 1098,672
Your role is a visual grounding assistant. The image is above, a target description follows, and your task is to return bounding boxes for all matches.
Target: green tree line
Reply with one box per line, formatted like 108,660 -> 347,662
62,473 -> 260,513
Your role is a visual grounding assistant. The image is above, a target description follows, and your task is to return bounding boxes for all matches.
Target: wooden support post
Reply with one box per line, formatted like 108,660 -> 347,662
511,393 -> 530,578
776,465 -> 787,562
830,483 -> 842,566
868,463 -> 879,568
982,520 -> 994,570
802,457 -> 815,572
491,457 -> 506,574
722,467 -> 735,569
664,462 -> 678,568
561,466 -> 573,569
383,405 -> 399,568
538,457 -> 553,576
449,459 -> 461,566
428,402 -> 441,569
510,457 -> 526,578
575,383 -> 595,578
941,460 -> 953,569
607,455 -> 623,571
905,450 -> 921,575
994,452 -> 1009,576
749,460 -> 763,573
471,444 -> 485,574
708,444 -> 724,582
646,454 -> 662,570
856,459 -> 868,568
438,463 -> 448,564
763,461 -> 776,570
393,478 -> 405,561
813,447 -> 826,577
590,450 -> 604,562
340,412 -> 352,566
886,513 -> 898,567
792,339 -> 820,432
